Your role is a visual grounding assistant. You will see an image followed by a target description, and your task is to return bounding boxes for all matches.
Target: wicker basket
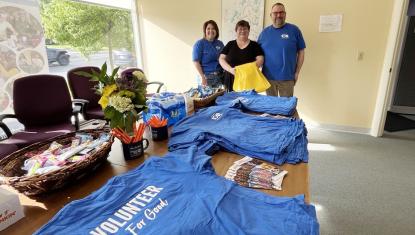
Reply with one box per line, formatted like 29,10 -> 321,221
193,89 -> 225,110
0,129 -> 114,196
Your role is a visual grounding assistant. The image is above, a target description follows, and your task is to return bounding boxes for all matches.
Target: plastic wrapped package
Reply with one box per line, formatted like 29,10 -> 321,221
143,92 -> 193,126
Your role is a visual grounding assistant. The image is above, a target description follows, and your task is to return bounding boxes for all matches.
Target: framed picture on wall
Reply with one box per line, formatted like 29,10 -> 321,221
221,0 -> 265,44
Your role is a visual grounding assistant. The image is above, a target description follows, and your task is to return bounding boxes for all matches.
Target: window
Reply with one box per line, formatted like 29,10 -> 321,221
0,0 -> 141,137
41,0 -> 139,77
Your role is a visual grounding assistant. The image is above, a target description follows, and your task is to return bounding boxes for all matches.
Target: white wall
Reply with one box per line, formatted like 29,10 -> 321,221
137,0 -> 396,131
137,0 -> 221,92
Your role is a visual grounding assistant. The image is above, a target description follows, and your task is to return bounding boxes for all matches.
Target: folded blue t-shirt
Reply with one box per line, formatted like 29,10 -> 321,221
216,90 -> 297,115
169,105 -> 308,165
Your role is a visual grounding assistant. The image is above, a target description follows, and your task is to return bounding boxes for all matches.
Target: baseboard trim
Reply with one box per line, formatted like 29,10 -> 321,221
389,106 -> 415,115
305,122 -> 370,135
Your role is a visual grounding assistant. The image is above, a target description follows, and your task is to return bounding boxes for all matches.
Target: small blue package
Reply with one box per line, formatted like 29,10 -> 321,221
143,92 -> 193,126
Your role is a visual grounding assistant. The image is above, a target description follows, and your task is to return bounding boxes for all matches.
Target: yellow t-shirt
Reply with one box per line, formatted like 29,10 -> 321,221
233,62 -> 270,92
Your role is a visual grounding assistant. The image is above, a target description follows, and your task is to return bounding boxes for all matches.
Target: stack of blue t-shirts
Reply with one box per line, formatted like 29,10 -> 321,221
169,105 -> 308,165
35,148 -> 319,235
216,90 -> 298,116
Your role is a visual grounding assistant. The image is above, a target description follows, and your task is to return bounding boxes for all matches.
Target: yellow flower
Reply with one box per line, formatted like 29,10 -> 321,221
98,84 -> 117,109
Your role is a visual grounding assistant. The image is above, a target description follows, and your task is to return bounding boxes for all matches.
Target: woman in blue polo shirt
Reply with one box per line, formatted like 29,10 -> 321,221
192,20 -> 224,88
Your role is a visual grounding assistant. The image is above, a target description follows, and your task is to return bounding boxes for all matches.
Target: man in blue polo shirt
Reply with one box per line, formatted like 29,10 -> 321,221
258,2 -> 306,97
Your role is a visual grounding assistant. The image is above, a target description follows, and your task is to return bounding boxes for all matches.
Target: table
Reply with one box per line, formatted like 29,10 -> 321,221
1,129 -> 309,235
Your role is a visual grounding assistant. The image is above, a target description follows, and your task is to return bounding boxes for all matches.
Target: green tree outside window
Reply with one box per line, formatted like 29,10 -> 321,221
40,0 -> 134,69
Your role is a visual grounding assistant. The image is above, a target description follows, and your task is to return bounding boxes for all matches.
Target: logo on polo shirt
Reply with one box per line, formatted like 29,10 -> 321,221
211,112 -> 222,120
281,34 -> 289,39
216,46 -> 222,50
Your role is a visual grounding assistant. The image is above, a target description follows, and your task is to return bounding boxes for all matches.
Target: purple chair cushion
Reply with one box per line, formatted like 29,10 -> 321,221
1,122 -> 75,148
67,67 -> 101,109
13,75 -> 73,127
85,107 -> 104,120
0,143 -> 18,160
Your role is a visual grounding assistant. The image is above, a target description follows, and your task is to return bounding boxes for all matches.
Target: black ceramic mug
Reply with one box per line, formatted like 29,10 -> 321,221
122,138 -> 149,160
151,125 -> 168,141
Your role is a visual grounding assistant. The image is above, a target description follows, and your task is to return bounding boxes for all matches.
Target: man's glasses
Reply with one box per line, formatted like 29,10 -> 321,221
271,11 -> 286,16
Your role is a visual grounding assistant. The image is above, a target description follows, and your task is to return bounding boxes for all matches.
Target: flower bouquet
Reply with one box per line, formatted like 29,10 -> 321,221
77,63 -> 148,136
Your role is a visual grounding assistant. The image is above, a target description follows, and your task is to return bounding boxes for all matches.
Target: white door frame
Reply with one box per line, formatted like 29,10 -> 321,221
131,0 -> 144,70
370,0 -> 409,137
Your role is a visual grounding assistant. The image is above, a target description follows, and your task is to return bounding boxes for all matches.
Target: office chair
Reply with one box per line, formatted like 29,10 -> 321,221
0,74 -> 80,152
67,66 -> 104,120
0,143 -> 18,160
120,68 -> 165,96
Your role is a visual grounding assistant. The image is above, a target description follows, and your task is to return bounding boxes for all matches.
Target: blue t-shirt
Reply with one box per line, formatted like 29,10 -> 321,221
169,105 -> 308,165
35,148 -> 319,235
192,38 -> 224,74
258,23 -> 306,81
216,90 -> 298,116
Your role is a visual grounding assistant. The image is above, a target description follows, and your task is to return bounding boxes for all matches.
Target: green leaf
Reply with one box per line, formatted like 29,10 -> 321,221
111,66 -> 120,79
101,62 -> 107,78
118,90 -> 135,98
104,106 -> 116,119
90,70 -> 102,82
74,71 -> 93,78
136,93 -> 146,105
110,111 -> 124,130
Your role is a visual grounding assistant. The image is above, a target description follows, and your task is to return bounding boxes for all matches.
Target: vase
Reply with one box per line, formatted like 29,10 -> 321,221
122,138 -> 149,160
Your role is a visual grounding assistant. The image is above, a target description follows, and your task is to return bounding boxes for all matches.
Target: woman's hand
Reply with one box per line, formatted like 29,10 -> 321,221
201,75 -> 208,86
229,67 -> 235,75
255,55 -> 264,68
219,54 -> 235,75
193,61 -> 206,85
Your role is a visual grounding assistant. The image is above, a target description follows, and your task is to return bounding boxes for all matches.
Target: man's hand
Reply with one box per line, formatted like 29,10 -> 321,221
294,49 -> 305,85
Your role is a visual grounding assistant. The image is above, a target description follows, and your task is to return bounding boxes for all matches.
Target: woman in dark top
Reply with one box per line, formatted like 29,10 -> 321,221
219,20 -> 264,91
